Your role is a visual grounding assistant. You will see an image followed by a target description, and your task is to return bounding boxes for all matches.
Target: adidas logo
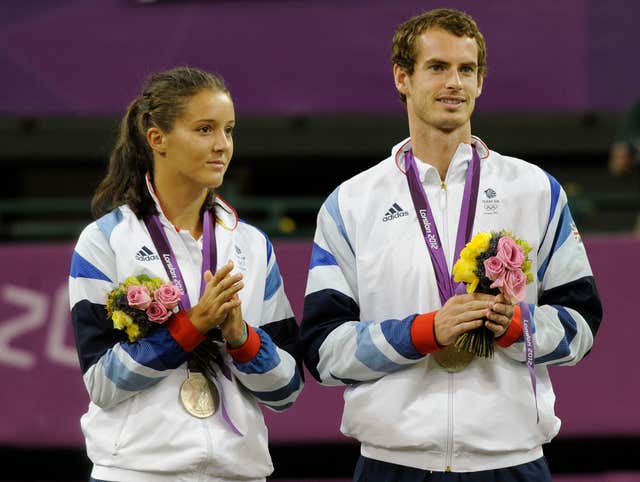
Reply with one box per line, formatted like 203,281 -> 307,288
382,203 -> 409,222
135,245 -> 159,262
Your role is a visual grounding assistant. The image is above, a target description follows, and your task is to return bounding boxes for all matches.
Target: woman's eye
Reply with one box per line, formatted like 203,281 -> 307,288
198,126 -> 212,133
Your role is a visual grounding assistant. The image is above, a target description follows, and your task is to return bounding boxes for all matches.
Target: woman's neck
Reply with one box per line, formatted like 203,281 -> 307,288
152,173 -> 209,239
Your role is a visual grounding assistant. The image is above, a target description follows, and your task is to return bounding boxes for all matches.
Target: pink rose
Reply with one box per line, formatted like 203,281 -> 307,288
490,275 -> 505,290
483,256 -> 505,281
502,269 -> 527,303
154,283 -> 181,310
496,236 -> 525,270
146,301 -> 171,324
127,285 -> 152,310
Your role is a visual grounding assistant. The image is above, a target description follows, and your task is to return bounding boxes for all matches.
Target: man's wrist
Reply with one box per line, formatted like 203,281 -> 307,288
495,304 -> 523,347
411,311 -> 442,355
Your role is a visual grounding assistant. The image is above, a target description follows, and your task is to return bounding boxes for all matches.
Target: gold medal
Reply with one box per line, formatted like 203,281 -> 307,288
431,345 -> 474,372
179,371 -> 219,418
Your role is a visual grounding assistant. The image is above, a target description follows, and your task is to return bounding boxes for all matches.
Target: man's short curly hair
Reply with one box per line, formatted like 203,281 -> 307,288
392,8 -> 487,103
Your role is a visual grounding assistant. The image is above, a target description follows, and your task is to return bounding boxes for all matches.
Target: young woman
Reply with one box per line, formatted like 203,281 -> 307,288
69,66 -> 303,482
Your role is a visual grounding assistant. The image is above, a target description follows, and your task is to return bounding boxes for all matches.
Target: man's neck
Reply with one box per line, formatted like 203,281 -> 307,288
409,123 -> 472,180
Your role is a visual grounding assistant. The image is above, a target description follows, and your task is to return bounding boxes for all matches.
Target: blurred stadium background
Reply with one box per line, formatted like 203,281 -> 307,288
1,0 -> 638,481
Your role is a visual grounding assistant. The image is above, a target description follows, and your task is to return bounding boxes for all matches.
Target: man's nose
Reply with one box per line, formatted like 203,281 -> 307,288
445,69 -> 463,89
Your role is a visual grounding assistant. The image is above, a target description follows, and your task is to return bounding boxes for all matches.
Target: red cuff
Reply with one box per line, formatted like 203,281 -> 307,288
496,304 -> 523,347
166,310 -> 206,352
227,324 -> 261,363
411,311 -> 442,355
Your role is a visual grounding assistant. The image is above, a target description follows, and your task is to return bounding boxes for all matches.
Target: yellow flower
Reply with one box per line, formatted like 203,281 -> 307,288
458,245 -> 474,261
143,277 -> 163,292
462,232 -> 492,259
126,323 -> 141,342
514,238 -> 533,283
467,277 -> 480,294
453,257 -> 478,284
453,232 -> 492,293
516,238 -> 532,255
106,290 -> 118,316
112,310 -> 133,330
524,265 -> 534,283
124,276 -> 140,286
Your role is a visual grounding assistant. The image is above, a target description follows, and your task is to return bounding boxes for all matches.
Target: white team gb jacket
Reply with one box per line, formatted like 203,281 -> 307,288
69,187 -> 303,482
301,136 -> 602,472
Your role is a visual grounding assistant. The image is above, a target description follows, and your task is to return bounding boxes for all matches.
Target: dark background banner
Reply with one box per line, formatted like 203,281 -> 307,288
0,0 -> 637,116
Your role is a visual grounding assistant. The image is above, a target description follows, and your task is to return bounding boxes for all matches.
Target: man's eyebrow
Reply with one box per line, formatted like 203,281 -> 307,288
424,58 -> 449,65
423,58 -> 478,67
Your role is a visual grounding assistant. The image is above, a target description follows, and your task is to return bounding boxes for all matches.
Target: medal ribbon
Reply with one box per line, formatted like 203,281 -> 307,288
145,210 -> 242,434
404,146 -> 537,420
520,302 -> 539,422
404,147 -> 480,304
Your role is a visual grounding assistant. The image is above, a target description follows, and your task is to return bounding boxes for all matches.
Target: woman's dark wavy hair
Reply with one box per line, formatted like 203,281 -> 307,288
91,66 -> 230,219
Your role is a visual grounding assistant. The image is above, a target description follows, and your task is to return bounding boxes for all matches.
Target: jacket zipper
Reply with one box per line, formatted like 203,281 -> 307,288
439,180 -> 449,264
445,373 -> 454,471
199,421 -> 214,481
192,364 -> 214,480
439,179 -> 455,471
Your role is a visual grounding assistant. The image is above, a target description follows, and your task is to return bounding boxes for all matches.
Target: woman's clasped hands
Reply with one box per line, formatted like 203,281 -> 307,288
187,261 -> 245,341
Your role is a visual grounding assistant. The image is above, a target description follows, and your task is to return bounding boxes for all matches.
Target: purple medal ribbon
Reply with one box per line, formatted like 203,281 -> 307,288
404,147 -> 480,303
145,210 -> 241,434
144,211 -> 215,311
519,302 -> 539,422
404,146 -> 538,421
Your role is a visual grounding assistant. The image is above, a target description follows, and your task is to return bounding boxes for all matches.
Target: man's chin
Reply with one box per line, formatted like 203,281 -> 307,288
435,120 -> 467,133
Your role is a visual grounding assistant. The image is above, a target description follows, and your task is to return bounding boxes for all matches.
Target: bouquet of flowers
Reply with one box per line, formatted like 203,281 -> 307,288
106,275 -> 182,342
451,231 -> 533,358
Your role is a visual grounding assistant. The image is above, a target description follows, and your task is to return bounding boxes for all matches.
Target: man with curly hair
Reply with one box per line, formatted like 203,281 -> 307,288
301,8 -> 602,481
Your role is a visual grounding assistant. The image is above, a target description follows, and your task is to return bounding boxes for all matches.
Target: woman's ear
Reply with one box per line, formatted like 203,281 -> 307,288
146,127 -> 166,155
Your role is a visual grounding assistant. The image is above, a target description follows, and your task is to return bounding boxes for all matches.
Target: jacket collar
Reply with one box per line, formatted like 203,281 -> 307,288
144,173 -> 238,232
392,135 -> 490,176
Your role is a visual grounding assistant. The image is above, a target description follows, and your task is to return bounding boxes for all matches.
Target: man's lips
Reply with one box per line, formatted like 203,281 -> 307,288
437,96 -> 466,105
